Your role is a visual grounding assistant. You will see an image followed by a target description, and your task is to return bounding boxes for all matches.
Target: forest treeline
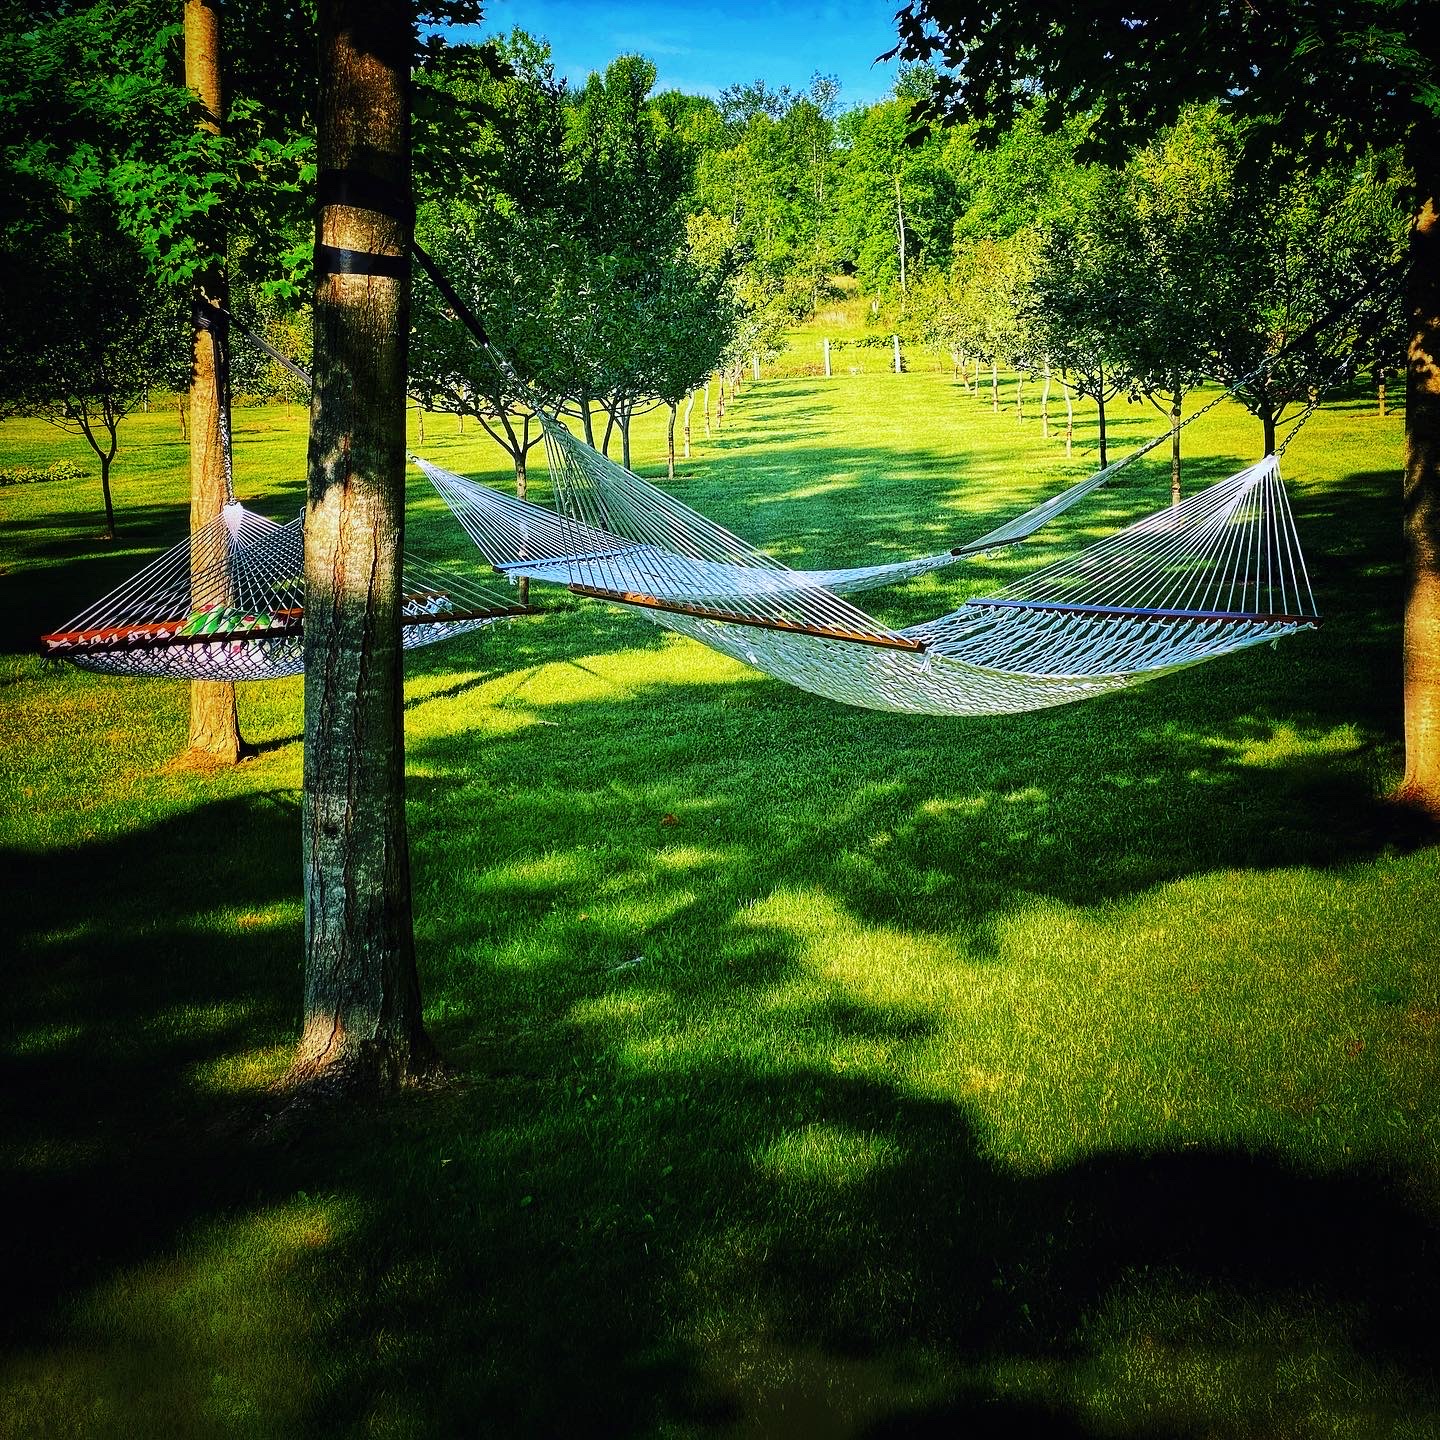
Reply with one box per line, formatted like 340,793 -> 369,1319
0,11 -> 1411,498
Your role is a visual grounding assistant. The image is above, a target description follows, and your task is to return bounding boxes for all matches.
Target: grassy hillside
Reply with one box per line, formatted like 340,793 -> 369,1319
2,369 -> 1436,1437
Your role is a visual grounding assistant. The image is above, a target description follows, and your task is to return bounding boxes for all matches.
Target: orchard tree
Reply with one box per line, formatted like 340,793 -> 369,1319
890,0 -> 1440,810
1028,173 -> 1132,467
1208,153 -> 1409,454
1110,106 -> 1253,499
0,202 -> 180,538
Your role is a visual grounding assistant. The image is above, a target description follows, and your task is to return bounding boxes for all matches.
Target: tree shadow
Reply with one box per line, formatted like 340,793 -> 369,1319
4,412 -> 1434,1434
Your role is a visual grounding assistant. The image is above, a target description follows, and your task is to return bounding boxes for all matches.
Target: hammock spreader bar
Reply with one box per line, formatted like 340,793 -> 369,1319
964,599 -> 1322,627
567,584 -> 929,651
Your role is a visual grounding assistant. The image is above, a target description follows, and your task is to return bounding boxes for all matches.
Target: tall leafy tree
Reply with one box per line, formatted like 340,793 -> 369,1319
833,85 -> 961,298
890,0 -> 1440,811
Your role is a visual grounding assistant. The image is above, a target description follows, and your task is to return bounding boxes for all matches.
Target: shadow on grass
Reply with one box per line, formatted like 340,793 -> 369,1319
3,431 -> 1434,1433
4,765 -> 1437,1435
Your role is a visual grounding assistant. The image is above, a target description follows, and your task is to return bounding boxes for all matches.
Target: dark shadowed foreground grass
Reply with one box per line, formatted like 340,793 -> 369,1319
2,367 -> 1437,1438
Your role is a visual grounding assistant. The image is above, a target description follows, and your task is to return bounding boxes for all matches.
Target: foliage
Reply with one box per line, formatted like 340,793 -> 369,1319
0,197 -> 184,532
0,458 -> 87,486
889,0 -> 1439,166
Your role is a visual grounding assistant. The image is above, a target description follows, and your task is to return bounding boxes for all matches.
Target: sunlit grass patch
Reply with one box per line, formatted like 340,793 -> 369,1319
0,1199 -> 352,1440
4,369 -> 1436,1434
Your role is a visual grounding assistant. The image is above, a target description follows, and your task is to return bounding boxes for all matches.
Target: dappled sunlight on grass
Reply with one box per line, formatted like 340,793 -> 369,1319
1062,1272 -> 1436,1437
0,1199 -> 352,1439
191,1043 -> 293,1095
753,1122 -> 903,1189
5,375 -> 1438,1433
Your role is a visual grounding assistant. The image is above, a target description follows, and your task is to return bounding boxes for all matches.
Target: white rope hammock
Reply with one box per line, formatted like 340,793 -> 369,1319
418,419 -> 1318,716
40,500 -> 532,681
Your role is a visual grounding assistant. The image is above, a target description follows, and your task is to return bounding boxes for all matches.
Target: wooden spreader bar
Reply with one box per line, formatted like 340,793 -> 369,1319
41,601 -> 538,657
964,598 -> 1320,627
41,609 -> 305,656
568,583 -> 927,653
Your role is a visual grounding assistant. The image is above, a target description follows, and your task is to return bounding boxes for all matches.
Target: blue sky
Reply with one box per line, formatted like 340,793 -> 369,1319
449,1 -> 904,108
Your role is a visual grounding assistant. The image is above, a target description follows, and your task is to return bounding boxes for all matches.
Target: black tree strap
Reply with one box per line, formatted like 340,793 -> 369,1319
316,167 -> 415,224
314,243 -> 410,279
313,168 -> 414,281
410,238 -> 489,348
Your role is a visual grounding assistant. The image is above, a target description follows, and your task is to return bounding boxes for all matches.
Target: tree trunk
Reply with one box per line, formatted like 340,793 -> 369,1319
295,0 -> 434,1093
581,398 -> 596,447
99,450 -> 115,540
682,391 -> 694,459
178,392 -> 188,439
703,380 -> 711,437
1063,380 -> 1074,457
667,402 -> 677,480
184,0 -> 246,764
1040,363 -> 1051,437
510,450 -> 528,607
1262,403 -> 1277,456
1170,390 -> 1182,505
990,359 -> 998,412
1097,396 -> 1108,469
416,404 -> 425,444
1015,372 -> 1024,421
1400,157 -> 1440,815
621,407 -> 632,471
1378,369 -> 1388,418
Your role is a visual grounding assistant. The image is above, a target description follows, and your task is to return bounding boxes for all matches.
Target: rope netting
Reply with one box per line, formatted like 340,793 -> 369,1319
40,501 -> 533,680
641,455 -> 1317,716
421,431 -> 1318,714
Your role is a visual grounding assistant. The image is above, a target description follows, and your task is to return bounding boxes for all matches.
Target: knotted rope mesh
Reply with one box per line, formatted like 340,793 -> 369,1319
40,501 -> 531,680
420,427 -> 1318,716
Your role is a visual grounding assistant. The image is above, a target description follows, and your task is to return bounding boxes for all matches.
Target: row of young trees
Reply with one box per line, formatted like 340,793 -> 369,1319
902,107 -> 1407,484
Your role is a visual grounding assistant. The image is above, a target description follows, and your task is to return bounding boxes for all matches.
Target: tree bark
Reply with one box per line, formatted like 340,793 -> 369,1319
1400,157 -> 1440,815
1170,390 -> 1182,505
703,380 -> 711,437
667,402 -> 677,480
1261,403 -> 1277,457
99,449 -> 115,539
514,449 -> 529,608
683,391 -> 694,458
184,0 -> 246,764
295,0 -> 435,1093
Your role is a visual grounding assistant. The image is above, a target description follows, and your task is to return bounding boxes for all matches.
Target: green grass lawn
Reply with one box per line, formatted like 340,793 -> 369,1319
2,364 -> 1438,1438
